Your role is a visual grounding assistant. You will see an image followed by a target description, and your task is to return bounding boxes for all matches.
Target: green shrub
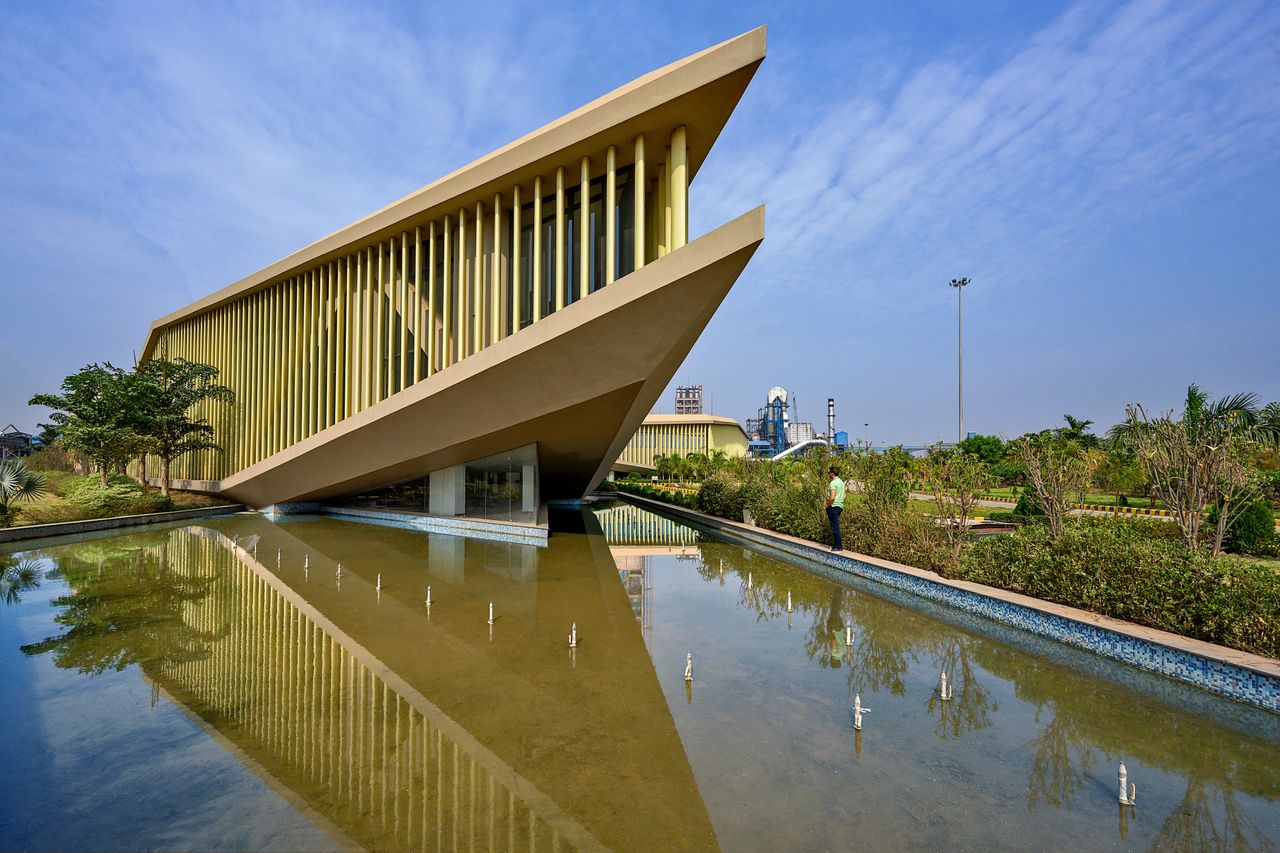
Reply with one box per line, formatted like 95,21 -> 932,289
1221,498 -> 1279,557
1257,470 -> 1280,504
842,507 -> 953,573
23,445 -> 83,473
957,518 -> 1280,657
697,469 -> 746,519
1013,490 -> 1044,519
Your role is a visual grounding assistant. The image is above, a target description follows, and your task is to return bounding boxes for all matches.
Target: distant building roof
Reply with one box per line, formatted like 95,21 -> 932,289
641,414 -> 743,427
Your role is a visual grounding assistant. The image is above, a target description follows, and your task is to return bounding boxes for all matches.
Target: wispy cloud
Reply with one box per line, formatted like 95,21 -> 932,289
697,0 -> 1280,306
2,0 -> 1277,439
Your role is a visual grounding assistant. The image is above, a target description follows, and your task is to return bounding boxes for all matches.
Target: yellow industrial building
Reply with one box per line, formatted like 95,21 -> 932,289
135,29 -> 766,521
613,414 -> 750,473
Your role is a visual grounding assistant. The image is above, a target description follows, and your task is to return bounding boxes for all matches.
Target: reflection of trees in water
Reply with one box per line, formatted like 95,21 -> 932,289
923,633 -> 996,740
1152,779 -> 1277,853
693,544 -> 1002,717
20,529 -> 225,675
976,643 -> 1280,844
689,540 -> 1280,849
1025,708 -> 1096,809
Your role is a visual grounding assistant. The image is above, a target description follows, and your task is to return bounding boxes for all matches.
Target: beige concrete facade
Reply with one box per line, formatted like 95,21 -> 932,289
614,413 -> 750,473
139,28 -> 765,508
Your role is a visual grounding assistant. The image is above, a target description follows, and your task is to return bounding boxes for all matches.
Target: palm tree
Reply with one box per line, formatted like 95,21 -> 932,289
0,459 -> 47,527
1061,414 -> 1100,448
686,452 -> 709,481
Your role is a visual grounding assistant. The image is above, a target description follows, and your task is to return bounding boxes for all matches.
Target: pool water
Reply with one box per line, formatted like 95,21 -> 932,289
1,503 -> 1277,851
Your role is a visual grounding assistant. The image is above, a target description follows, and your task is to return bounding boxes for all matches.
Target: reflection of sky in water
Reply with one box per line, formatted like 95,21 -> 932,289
0,505 -> 1277,852
600,502 -> 1280,852
0,554 -> 341,852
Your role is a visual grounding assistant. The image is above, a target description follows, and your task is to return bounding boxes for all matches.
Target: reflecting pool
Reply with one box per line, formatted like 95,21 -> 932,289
2,503 -> 1278,852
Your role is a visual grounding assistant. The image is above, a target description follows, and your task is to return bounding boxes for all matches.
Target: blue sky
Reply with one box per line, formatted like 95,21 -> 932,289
3,0 -> 1278,444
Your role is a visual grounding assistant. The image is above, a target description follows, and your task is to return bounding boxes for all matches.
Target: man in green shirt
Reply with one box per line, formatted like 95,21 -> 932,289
826,466 -> 846,552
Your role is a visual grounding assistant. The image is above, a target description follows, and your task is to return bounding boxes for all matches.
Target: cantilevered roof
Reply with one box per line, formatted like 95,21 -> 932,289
140,26 -> 766,360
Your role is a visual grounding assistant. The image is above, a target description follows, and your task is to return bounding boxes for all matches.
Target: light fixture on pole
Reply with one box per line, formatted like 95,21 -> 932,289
949,278 -> 970,444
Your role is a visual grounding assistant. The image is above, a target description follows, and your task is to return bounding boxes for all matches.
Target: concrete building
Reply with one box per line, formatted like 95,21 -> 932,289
674,385 -> 703,415
613,413 -> 750,473
136,29 -> 766,521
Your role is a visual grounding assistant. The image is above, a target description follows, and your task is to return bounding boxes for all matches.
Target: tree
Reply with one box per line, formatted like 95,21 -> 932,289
685,452 -> 709,481
0,459 -> 47,528
30,364 -> 149,487
849,445 -> 914,517
1060,414 -> 1101,449
1117,385 -> 1267,555
656,453 -> 669,480
134,357 -> 235,497
1012,432 -> 1091,538
921,448 -> 992,561
956,434 -> 1005,465
35,421 -> 62,447
1094,447 -> 1146,513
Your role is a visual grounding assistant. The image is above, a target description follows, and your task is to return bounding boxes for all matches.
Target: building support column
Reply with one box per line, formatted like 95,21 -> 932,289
579,156 -> 589,300
339,257 -> 350,421
414,225 -> 424,383
555,166 -> 566,311
634,134 -> 646,271
457,209 -> 468,360
375,244 -> 386,404
492,192 -> 503,343
400,233 -> 410,391
605,145 -> 616,286
360,249 -> 372,412
656,160 -> 668,258
671,125 -> 688,250
511,184 -> 522,335
473,200 -> 484,354
442,216 -> 452,367
428,465 -> 466,517
532,177 -> 543,322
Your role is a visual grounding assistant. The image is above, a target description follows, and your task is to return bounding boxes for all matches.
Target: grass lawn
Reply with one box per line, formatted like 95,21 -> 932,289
977,486 -> 1170,509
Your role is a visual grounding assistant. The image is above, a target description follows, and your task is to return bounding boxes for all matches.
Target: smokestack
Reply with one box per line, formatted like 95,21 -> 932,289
827,398 -> 836,442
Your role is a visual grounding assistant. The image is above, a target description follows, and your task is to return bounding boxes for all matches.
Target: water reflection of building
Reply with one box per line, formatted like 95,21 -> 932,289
593,502 -> 700,547
619,561 -> 653,632
160,527 -> 599,852
595,501 -> 704,636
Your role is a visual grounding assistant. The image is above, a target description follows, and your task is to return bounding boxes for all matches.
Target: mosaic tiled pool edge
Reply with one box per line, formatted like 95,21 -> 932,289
261,502 -> 549,545
619,495 -> 1280,715
317,505 -> 549,546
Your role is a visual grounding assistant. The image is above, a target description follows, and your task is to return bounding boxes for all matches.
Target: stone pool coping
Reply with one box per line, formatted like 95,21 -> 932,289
0,504 -> 244,544
608,492 -> 1280,714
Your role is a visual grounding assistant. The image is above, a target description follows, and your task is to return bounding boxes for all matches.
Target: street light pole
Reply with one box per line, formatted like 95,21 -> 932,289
864,422 -> 869,447
949,278 -> 970,445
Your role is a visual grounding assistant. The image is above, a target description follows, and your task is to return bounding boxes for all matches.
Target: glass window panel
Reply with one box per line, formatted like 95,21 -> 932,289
463,443 -> 539,523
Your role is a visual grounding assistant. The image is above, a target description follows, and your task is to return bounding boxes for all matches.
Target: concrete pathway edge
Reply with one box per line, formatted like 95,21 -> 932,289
0,504 -> 244,545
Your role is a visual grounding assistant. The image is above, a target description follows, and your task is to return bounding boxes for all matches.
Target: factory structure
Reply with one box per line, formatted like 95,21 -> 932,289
613,383 -> 853,474
745,386 -> 848,458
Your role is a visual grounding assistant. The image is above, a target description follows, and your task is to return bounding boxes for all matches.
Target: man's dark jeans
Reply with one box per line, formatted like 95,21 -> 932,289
827,505 -> 842,550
